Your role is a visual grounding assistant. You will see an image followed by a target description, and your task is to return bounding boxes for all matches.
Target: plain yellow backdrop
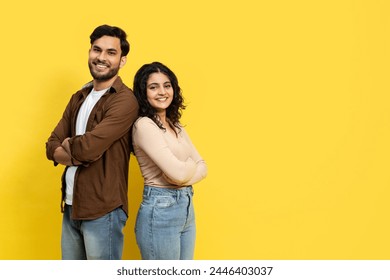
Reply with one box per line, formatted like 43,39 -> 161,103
1,0 -> 390,259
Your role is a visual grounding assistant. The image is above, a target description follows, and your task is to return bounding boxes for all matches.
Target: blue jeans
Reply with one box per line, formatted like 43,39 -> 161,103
61,205 -> 127,260
135,186 -> 196,260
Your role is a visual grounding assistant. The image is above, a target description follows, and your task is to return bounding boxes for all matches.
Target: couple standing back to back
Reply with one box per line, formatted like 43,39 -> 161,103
45,24 -> 208,260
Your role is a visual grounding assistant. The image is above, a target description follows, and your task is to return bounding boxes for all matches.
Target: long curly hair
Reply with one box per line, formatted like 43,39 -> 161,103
133,61 -> 186,131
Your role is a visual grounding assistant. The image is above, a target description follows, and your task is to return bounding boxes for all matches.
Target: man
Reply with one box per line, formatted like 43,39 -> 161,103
46,25 -> 139,260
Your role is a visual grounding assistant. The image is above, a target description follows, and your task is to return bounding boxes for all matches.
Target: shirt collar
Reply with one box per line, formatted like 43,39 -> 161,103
80,76 -> 122,97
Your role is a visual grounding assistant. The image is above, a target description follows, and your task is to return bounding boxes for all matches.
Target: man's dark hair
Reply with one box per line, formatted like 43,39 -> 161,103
90,24 -> 130,56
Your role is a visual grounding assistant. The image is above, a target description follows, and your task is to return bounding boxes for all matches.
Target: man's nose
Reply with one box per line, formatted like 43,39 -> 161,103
97,51 -> 107,61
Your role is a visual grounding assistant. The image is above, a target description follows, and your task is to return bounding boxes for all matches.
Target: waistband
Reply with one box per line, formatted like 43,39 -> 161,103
143,185 -> 193,196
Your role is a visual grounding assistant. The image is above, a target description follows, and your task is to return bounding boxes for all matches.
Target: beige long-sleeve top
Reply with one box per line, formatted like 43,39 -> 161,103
132,117 -> 207,187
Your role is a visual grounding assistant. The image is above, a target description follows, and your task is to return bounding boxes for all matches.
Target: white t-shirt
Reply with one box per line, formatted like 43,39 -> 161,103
65,88 -> 107,205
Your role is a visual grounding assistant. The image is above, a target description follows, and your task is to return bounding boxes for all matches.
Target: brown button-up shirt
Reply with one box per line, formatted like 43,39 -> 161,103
46,77 -> 139,220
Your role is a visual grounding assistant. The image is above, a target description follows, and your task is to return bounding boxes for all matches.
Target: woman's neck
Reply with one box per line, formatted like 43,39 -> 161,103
156,112 -> 167,125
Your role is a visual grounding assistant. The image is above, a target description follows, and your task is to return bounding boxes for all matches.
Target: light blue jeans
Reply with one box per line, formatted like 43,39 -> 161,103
61,205 -> 127,260
135,186 -> 196,260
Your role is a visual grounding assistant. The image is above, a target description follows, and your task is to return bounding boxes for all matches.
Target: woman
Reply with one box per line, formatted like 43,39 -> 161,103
132,61 -> 208,260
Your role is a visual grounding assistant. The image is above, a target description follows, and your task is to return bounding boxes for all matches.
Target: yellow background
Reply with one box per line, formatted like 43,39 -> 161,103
1,0 -> 389,259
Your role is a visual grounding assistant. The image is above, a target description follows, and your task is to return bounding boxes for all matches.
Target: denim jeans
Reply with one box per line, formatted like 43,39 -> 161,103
61,205 -> 127,260
135,186 -> 196,260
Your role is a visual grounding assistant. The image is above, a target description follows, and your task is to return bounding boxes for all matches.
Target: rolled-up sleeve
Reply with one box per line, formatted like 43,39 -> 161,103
46,96 -> 73,166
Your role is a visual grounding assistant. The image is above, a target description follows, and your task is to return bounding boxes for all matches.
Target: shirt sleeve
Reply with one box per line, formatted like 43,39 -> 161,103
178,128 -> 208,186
45,95 -> 74,166
133,118 -> 207,186
69,92 -> 138,163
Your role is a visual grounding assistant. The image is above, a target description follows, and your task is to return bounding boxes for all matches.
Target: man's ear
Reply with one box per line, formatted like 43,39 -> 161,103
120,56 -> 127,68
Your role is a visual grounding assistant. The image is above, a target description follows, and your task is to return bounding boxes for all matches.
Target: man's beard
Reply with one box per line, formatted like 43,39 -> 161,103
88,61 -> 120,81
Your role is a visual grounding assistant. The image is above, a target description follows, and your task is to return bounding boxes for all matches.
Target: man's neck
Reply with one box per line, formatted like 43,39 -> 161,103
93,75 -> 118,91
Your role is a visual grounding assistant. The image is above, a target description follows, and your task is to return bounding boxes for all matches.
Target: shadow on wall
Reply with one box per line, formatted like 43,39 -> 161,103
122,156 -> 144,260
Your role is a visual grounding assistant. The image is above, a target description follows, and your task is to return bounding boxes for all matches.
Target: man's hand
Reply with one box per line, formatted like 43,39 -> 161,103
53,138 -> 82,166
53,146 -> 72,166
62,138 -> 71,155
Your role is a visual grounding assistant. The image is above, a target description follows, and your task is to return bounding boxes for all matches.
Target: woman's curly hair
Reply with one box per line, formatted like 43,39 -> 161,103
133,61 -> 186,131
